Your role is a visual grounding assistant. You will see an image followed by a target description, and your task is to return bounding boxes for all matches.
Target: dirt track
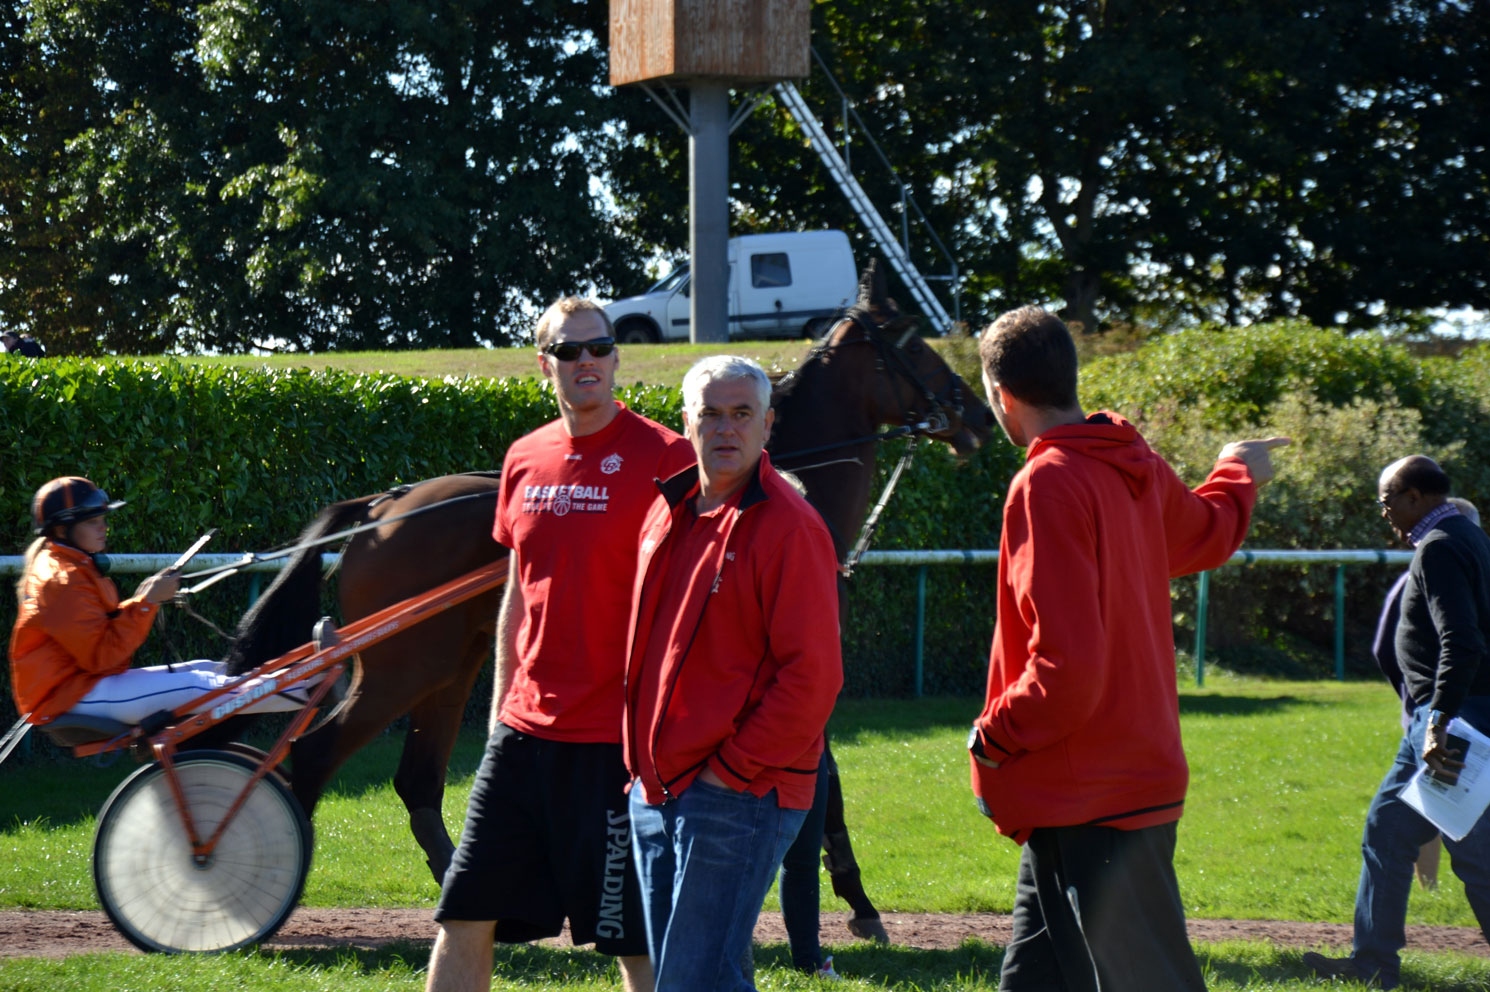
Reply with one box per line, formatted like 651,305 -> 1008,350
2,908 -> 1487,960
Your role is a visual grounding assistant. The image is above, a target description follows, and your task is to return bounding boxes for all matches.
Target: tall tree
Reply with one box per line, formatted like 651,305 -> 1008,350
1,0 -> 650,352
610,0 -> 1489,335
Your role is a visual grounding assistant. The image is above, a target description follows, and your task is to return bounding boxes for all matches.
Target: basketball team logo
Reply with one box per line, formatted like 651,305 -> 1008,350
600,453 -> 623,475
552,489 -> 572,516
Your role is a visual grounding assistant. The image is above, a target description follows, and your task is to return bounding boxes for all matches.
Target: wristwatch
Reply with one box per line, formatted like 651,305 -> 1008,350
1428,709 -> 1451,731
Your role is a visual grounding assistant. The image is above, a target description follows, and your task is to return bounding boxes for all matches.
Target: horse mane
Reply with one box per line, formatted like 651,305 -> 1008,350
770,344 -> 828,404
224,496 -> 374,675
771,304 -> 902,407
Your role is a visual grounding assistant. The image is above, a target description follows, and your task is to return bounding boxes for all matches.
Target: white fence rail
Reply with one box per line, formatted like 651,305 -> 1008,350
2,548 -> 1412,692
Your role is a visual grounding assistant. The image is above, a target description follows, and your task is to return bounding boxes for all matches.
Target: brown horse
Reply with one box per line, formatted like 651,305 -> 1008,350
226,281 -> 994,900
225,472 -> 508,878
766,287 -> 995,936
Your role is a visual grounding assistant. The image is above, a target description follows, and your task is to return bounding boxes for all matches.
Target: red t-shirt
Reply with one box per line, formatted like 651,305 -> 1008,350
494,403 -> 694,743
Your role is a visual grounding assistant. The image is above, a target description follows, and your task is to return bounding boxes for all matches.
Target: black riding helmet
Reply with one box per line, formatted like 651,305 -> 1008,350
31,476 -> 126,535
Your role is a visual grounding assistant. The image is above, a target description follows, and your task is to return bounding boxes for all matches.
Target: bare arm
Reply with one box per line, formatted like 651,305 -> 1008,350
489,551 -> 522,736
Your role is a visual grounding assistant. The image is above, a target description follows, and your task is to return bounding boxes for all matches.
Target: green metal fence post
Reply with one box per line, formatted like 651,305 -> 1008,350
1335,564 -> 1346,681
914,565 -> 927,698
1195,571 -> 1210,688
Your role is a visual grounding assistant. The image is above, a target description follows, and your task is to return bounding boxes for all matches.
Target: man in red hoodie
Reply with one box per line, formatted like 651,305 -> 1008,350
967,307 -> 1289,992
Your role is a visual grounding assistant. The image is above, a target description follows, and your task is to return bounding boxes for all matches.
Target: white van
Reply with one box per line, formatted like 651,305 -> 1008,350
604,230 -> 857,342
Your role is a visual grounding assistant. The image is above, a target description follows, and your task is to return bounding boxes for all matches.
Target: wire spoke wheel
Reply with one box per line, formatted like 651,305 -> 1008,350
92,750 -> 311,953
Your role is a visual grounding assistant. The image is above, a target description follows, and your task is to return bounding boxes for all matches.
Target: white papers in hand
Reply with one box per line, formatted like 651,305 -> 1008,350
1401,717 -> 1490,842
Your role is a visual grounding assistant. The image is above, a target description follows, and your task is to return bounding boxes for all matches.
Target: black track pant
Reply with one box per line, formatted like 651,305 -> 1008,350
999,821 -> 1207,992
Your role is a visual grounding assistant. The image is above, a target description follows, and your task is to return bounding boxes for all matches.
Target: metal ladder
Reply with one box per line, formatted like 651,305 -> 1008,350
773,81 -> 954,333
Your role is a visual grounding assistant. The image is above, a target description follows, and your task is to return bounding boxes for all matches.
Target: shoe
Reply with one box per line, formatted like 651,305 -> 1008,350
815,955 -> 840,980
1301,951 -> 1398,989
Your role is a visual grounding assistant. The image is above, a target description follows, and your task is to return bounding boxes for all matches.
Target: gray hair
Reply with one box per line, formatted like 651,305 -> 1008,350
681,355 -> 771,415
1449,496 -> 1481,528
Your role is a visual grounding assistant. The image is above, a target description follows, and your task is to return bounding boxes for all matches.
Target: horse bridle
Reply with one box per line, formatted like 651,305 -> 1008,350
772,313 -> 968,574
857,313 -> 968,439
772,312 -> 968,467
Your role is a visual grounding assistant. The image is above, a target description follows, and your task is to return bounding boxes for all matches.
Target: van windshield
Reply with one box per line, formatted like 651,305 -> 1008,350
649,266 -> 691,295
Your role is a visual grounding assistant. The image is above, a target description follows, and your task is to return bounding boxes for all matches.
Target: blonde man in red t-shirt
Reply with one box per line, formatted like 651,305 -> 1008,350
426,298 -> 693,992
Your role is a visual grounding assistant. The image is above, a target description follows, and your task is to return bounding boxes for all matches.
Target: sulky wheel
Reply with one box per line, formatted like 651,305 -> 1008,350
92,749 -> 312,953
216,742 -> 290,789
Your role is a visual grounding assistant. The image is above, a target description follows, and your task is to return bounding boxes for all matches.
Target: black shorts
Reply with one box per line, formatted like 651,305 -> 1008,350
434,722 -> 647,956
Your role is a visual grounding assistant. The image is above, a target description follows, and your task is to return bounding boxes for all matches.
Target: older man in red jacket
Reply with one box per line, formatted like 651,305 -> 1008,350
968,306 -> 1289,992
624,355 -> 843,992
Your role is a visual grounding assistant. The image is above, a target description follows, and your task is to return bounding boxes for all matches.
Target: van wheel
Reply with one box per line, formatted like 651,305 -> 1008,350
617,320 -> 659,344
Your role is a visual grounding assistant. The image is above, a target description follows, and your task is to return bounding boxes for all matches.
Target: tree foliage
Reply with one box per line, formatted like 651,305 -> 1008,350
1,0 -> 650,353
613,1 -> 1488,336
1,0 -> 1486,351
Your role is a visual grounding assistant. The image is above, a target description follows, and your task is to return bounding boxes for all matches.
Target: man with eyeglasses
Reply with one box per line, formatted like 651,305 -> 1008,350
1306,456 -> 1490,990
426,297 -> 693,992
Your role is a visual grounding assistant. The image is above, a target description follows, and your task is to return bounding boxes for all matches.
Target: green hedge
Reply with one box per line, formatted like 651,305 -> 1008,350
1082,324 -> 1490,678
0,360 -> 683,725
4,329 -> 1490,727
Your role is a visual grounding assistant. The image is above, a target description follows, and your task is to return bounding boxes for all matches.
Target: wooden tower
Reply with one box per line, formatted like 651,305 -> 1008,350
610,0 -> 810,343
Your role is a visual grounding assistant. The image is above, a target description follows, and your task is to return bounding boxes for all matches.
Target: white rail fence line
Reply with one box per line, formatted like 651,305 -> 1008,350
2,549 -> 1412,692
853,549 -> 1412,692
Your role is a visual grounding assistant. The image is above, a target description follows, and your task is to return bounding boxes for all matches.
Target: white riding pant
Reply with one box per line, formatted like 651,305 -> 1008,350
66,660 -> 310,726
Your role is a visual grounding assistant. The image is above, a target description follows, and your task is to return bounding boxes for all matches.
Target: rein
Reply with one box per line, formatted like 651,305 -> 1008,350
177,488 -> 501,595
771,316 -> 957,574
771,421 -> 930,466
843,438 -> 918,576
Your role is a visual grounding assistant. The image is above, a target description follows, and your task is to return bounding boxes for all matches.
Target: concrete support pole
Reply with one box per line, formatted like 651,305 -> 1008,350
689,82 -> 731,343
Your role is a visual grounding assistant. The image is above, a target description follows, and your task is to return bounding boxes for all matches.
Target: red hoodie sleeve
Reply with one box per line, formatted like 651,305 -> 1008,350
1161,455 -> 1257,577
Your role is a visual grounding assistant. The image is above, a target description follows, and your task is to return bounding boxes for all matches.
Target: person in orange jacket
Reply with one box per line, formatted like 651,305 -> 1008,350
10,476 -> 314,727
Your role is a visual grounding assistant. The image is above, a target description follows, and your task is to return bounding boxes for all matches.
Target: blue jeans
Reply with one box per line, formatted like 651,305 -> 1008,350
630,780 -> 807,992
1353,699 -> 1490,982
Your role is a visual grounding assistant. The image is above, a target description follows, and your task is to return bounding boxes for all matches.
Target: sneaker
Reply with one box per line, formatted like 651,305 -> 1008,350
815,955 -> 840,980
1301,951 -> 1398,989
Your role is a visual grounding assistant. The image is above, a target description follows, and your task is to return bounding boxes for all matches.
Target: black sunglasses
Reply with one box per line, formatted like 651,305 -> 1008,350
543,337 -> 616,361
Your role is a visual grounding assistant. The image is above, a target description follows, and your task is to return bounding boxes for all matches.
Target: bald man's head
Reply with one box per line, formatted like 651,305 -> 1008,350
1378,455 -> 1451,544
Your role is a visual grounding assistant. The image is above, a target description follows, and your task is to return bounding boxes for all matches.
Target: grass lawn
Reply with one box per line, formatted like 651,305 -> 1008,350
3,679 -> 1488,989
4,941 -> 1488,991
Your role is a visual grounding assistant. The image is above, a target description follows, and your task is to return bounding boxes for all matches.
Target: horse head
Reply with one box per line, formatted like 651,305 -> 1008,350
818,259 -> 994,455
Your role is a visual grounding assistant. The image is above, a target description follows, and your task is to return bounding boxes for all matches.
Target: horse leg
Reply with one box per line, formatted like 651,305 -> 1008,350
394,633 -> 491,885
819,739 -> 889,942
286,658 -> 424,821
397,686 -> 486,883
288,714 -> 344,822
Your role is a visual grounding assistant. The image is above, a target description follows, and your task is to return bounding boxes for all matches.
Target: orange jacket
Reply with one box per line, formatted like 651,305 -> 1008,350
9,541 -> 159,724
